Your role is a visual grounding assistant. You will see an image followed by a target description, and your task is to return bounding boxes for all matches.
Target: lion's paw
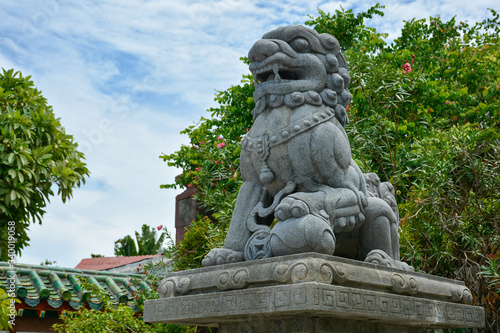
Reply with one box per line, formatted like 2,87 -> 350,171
202,248 -> 244,267
364,249 -> 414,272
333,212 -> 365,233
275,196 -> 310,221
274,191 -> 327,221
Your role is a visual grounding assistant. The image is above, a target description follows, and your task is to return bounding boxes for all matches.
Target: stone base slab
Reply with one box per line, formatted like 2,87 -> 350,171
219,317 -> 430,333
144,254 -> 485,332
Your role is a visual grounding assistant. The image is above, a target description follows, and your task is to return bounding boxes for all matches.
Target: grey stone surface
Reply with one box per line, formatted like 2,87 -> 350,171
144,254 -> 485,331
202,25 -> 409,270
219,317 -> 428,333
156,254 -> 472,304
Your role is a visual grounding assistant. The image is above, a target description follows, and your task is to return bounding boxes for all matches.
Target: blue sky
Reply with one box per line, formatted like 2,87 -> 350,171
1,0 -> 498,268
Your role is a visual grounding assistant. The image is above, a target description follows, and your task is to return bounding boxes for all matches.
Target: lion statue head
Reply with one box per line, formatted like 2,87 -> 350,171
248,25 -> 352,126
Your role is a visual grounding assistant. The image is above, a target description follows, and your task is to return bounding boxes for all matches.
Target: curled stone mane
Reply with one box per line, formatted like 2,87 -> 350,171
249,25 -> 352,127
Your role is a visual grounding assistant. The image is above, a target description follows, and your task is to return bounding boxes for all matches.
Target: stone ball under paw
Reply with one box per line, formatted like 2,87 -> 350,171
270,214 -> 335,256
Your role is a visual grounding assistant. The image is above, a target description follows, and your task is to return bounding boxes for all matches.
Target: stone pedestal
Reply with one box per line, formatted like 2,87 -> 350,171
144,253 -> 484,332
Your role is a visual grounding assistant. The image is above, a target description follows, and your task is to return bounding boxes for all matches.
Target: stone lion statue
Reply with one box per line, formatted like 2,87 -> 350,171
202,25 -> 412,271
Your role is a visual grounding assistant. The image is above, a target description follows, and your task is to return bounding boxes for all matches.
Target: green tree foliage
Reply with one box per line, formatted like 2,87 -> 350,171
0,69 -> 89,261
400,125 -> 500,269
162,7 -> 500,330
114,224 -> 167,256
399,125 -> 500,330
304,3 -> 388,52
164,216 -> 226,271
115,235 -> 139,256
0,288 -> 20,330
40,259 -> 57,266
53,303 -> 157,333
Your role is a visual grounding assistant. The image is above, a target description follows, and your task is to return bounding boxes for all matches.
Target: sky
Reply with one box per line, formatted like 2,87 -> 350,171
1,0 -> 498,268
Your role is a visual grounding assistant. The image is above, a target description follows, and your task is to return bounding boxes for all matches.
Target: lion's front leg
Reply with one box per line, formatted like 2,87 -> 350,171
359,197 -> 414,271
202,181 -> 266,267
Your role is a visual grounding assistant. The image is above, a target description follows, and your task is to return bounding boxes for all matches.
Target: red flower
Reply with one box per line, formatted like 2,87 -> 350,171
157,225 -> 163,231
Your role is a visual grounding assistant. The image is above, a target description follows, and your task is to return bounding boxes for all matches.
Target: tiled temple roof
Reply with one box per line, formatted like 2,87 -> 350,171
0,262 -> 150,316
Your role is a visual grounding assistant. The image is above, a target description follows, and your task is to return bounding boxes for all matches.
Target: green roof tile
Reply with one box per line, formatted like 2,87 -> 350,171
0,262 -> 149,312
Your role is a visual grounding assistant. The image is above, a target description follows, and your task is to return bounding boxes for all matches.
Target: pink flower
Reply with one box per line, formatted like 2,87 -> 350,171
217,143 -> 226,148
218,136 -> 223,140
215,160 -> 219,164
157,225 -> 163,231
401,62 -> 412,74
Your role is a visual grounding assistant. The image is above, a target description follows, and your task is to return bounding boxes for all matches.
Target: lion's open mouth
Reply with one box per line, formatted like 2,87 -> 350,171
249,52 -> 326,100
254,64 -> 300,84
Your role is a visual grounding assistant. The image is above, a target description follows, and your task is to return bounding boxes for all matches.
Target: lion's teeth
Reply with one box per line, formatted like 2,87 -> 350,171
274,72 -> 281,82
272,64 -> 281,83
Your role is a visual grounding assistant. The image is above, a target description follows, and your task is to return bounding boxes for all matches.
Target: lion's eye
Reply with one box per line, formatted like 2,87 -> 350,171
289,38 -> 310,52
